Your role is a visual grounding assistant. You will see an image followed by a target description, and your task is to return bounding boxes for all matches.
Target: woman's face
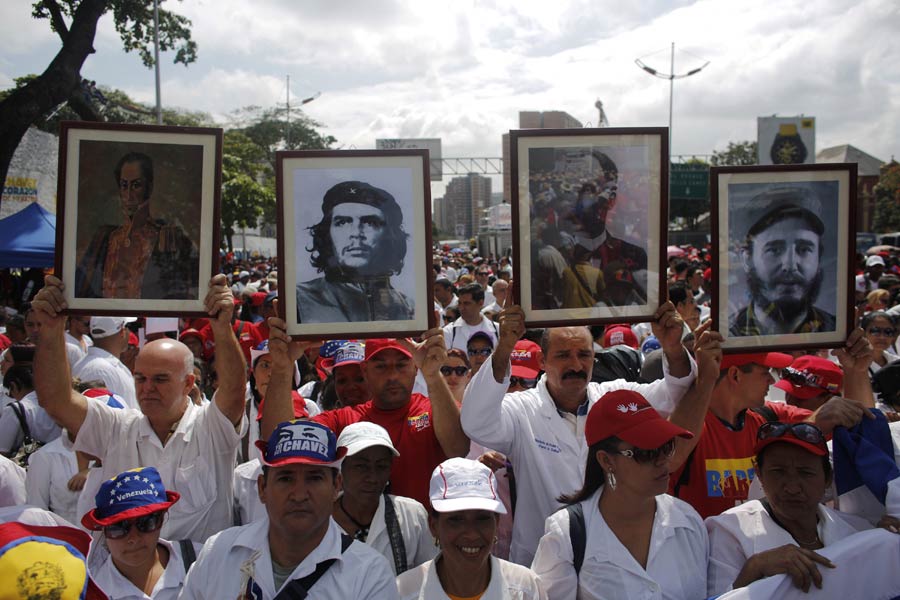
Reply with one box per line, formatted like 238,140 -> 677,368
429,509 -> 498,572
865,316 -> 897,353
339,446 -> 393,503
600,438 -> 675,498
252,355 -> 273,397
0,350 -> 13,377
104,512 -> 164,571
441,356 -> 470,401
757,443 -> 828,524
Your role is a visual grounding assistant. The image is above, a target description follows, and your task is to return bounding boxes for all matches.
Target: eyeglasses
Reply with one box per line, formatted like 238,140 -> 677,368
867,327 -> 897,337
616,439 -> 676,464
103,512 -> 165,539
440,366 -> 469,377
757,422 -> 827,448
467,348 -> 492,357
780,366 -> 840,394
509,376 -> 537,389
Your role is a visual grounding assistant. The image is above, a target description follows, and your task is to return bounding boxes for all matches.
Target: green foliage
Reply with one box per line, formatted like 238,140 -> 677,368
32,0 -> 197,68
220,131 -> 276,251
229,106 -> 337,168
873,161 -> 900,233
711,140 -> 758,166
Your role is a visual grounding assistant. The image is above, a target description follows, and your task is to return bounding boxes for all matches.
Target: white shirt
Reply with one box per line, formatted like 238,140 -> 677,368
443,315 -> 499,351
713,529 -> 900,600
24,437 -> 79,524
460,354 -> 695,565
180,517 -> 400,600
73,346 -> 139,410
0,390 -> 61,453
90,538 -> 197,600
0,504 -> 75,527
66,342 -> 86,368
233,459 -> 266,526
532,491 -> 707,600
66,331 -> 93,353
335,493 -> 436,576
72,396 -> 246,543
705,499 -> 872,596
0,454 -> 25,508
397,554 -> 546,600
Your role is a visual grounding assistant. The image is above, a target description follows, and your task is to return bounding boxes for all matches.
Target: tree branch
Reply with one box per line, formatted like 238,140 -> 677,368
41,0 -> 70,43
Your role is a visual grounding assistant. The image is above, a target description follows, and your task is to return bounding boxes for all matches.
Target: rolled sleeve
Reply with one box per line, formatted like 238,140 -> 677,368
203,392 -> 248,452
641,349 -> 697,417
460,358 -> 516,455
72,400 -> 137,461
531,511 -> 578,600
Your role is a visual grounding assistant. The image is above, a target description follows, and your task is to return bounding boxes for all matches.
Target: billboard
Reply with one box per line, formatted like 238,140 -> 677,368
757,116 -> 816,165
376,138 -> 442,181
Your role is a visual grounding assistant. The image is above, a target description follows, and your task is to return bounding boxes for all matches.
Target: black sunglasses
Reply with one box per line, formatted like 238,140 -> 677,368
757,422 -> 826,447
509,376 -> 537,389
616,439 -> 676,464
103,512 -> 165,539
440,366 -> 469,377
780,366 -> 840,394
867,326 -> 897,337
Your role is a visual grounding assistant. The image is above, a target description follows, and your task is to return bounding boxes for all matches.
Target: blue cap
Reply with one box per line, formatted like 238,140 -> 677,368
256,420 -> 346,469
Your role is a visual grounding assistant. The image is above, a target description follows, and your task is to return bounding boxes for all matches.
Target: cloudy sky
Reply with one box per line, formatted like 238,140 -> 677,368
2,0 -> 898,194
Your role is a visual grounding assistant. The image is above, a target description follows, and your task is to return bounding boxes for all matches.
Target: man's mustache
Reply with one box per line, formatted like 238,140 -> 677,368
341,243 -> 373,254
562,370 -> 588,381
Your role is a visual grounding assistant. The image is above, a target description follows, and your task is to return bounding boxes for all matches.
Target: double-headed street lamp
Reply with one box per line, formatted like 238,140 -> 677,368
635,43 -> 709,156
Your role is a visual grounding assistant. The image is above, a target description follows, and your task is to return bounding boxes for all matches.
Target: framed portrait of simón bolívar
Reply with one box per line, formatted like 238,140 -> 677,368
276,150 -> 435,339
57,121 -> 222,316
510,127 -> 668,327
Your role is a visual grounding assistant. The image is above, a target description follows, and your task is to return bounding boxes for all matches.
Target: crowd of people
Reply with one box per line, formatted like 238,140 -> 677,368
0,241 -> 900,599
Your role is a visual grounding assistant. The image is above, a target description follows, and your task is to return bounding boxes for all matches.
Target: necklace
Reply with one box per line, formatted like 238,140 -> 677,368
339,496 -> 371,542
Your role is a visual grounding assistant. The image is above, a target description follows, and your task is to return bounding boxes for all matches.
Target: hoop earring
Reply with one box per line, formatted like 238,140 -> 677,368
607,471 -> 617,491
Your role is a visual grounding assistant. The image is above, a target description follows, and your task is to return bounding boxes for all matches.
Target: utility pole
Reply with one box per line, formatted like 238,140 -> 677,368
152,0 -> 162,124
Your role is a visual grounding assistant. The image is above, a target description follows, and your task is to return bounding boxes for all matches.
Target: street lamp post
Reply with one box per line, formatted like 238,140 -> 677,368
635,43 -> 709,156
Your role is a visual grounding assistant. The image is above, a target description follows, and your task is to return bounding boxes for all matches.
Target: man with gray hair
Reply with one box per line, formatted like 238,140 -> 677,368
729,186 -> 836,337
31,273 -> 247,543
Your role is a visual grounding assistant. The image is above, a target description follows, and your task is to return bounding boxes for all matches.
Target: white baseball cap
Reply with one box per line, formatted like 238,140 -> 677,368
90,316 -> 137,339
867,255 -> 886,267
337,422 -> 399,458
429,458 -> 507,514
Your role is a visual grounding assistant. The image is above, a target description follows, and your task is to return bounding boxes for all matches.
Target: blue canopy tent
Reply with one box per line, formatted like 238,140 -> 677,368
0,202 -> 56,268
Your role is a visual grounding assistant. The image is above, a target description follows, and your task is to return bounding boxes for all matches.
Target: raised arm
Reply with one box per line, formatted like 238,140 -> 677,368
207,274 -> 248,426
651,301 -> 692,378
31,276 -> 88,436
833,323 -> 876,408
399,328 -> 469,458
668,322 -> 722,470
260,313 -> 316,443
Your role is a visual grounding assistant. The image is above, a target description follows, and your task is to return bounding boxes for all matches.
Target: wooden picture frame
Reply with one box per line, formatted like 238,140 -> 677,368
276,150 -> 435,339
711,163 -> 857,352
510,127 -> 668,327
57,121 -> 222,316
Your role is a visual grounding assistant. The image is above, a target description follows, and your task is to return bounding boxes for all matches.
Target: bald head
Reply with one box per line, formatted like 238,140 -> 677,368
138,339 -> 194,378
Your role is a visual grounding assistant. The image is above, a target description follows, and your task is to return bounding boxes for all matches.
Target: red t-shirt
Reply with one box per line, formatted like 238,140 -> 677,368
314,393 -> 447,506
669,402 -> 812,519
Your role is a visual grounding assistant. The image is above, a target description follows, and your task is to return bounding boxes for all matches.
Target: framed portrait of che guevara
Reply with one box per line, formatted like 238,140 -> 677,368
711,163 -> 858,352
276,150 -> 435,339
57,122 -> 222,316
510,127 -> 668,327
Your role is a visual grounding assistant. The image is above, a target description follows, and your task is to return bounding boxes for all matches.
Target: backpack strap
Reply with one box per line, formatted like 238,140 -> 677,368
672,447 -> 696,499
750,404 -> 779,423
565,503 -> 586,575
10,401 -> 33,447
178,539 -> 196,573
382,493 -> 408,574
274,534 -> 353,600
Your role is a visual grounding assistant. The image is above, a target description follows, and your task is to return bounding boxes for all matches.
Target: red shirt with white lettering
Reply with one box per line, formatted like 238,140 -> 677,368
314,393 -> 447,506
669,402 -> 811,519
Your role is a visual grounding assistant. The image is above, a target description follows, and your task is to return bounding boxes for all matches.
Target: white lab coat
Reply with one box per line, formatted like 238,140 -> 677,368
73,346 -> 139,410
532,490 -> 708,600
90,538 -> 198,600
24,437 -> 79,524
705,499 -> 872,596
180,517 -> 400,600
397,553 -> 546,600
460,353 -> 695,565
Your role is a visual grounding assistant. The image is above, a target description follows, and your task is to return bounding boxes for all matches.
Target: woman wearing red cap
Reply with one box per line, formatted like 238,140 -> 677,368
706,422 -> 878,595
531,389 -> 706,599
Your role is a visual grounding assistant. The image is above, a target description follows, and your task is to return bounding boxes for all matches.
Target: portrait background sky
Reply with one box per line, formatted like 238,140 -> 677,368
293,167 -> 416,303
2,0 -> 897,200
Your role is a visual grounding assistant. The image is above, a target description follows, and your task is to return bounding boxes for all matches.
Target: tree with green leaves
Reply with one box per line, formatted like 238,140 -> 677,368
711,140 -> 758,166
0,0 -> 197,192
229,105 -> 337,169
220,131 -> 275,252
873,160 -> 900,233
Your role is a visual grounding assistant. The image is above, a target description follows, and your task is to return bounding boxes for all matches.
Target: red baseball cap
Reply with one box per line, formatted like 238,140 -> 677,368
178,328 -> 205,343
365,338 -> 412,361
511,340 -> 542,378
585,389 -> 693,448
720,352 -> 793,370
753,423 -> 829,457
250,291 -> 267,307
603,325 -> 638,349
774,355 -> 843,400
